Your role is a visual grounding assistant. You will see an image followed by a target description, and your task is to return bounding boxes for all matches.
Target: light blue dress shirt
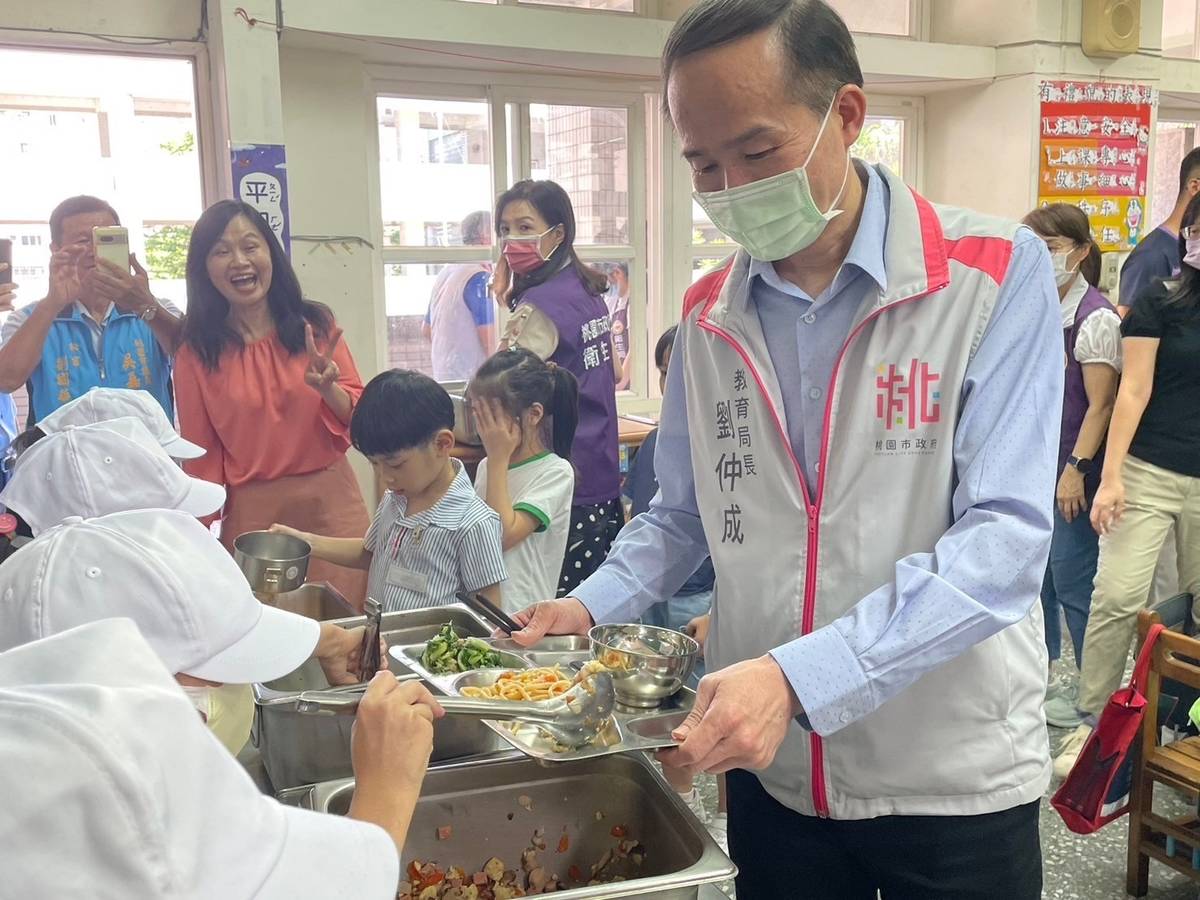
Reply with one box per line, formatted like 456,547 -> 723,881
574,166 -> 1062,735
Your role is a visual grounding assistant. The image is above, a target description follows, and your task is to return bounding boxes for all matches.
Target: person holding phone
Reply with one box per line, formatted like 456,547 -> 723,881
0,195 -> 182,424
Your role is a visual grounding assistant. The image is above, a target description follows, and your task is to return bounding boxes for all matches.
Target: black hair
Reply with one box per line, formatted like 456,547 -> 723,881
662,0 -> 863,116
1167,192 -> 1200,311
182,200 -> 335,371
350,369 -> 454,457
1180,147 -> 1200,196
49,195 -> 119,245
654,325 -> 678,371
6,426 -> 45,464
1022,203 -> 1102,288
469,348 -> 579,461
494,180 -> 608,309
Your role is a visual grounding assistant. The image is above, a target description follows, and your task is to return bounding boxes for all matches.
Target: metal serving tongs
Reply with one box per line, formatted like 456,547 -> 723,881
355,596 -> 383,682
295,672 -> 617,751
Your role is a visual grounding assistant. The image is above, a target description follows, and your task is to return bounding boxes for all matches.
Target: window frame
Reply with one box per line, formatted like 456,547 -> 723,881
370,75 -> 653,404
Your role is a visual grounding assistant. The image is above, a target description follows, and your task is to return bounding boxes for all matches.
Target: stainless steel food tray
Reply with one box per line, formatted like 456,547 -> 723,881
447,668 -> 696,763
387,634 -> 592,694
276,751 -> 735,900
252,603 -> 508,789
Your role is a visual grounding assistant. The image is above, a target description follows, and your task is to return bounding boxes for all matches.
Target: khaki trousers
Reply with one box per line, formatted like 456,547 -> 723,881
1077,455 -> 1200,715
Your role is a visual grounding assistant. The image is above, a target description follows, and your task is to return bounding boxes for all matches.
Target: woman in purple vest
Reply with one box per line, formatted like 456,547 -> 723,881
491,180 -> 621,596
1023,203 -> 1122,731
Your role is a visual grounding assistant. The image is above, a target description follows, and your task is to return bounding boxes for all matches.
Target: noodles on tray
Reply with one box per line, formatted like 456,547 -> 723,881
460,666 -> 575,702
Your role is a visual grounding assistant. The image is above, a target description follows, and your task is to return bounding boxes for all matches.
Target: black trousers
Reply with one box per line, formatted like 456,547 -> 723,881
726,769 -> 1042,900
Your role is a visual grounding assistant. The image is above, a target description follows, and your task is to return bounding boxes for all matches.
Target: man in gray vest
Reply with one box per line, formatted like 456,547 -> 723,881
510,1 -> 1063,897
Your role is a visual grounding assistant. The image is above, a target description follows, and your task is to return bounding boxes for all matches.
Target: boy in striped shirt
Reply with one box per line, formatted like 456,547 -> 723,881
273,370 -> 506,612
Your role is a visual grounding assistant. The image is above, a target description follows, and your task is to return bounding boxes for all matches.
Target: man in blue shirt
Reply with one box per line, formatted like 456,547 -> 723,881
0,196 -> 182,425
506,1 -> 1061,897
1118,147 -> 1200,313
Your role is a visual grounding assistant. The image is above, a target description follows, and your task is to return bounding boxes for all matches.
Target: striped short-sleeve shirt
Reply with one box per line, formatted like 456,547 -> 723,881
365,459 -> 507,612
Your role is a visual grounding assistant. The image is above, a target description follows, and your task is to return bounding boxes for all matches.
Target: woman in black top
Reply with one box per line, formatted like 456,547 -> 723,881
1055,193 -> 1200,777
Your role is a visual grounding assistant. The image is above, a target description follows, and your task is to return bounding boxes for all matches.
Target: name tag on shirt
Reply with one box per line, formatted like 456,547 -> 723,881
387,563 -> 430,595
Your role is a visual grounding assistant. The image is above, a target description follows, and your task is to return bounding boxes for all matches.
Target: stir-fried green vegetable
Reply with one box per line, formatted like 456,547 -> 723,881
420,623 -> 501,674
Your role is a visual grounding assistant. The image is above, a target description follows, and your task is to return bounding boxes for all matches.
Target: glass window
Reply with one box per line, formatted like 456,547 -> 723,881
520,0 -> 635,9
378,98 -> 494,248
0,48 -> 204,427
1151,121 -> 1197,227
826,0 -> 910,36
1163,0 -> 1199,58
530,104 -> 629,245
853,116 -> 904,172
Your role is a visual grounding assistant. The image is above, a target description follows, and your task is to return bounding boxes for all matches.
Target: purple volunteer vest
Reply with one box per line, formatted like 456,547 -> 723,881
519,267 -> 620,505
1060,284 -> 1114,489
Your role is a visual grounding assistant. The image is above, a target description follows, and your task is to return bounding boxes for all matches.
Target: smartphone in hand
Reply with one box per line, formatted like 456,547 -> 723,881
93,226 -> 130,273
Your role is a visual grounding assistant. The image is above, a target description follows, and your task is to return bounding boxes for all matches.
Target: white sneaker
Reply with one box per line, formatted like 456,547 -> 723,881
1053,723 -> 1094,780
678,787 -> 709,825
1045,671 -> 1072,704
1044,680 -> 1084,729
707,811 -> 729,856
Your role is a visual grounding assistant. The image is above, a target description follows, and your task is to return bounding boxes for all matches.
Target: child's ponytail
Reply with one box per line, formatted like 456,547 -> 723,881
545,362 -> 579,461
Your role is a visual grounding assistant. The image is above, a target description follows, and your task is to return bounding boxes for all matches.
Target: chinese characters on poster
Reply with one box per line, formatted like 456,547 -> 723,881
1036,80 -> 1156,253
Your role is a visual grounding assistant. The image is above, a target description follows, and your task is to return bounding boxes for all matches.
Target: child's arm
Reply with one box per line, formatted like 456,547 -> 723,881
270,524 -> 373,570
483,462 -> 542,552
458,517 -> 509,608
476,582 -> 503,608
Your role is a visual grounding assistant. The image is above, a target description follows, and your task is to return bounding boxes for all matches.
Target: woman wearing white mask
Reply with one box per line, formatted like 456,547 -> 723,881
491,180 -> 622,598
1021,204 -> 1121,731
1055,193 -> 1200,777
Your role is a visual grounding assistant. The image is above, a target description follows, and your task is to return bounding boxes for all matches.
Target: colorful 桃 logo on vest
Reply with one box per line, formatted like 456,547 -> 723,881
875,359 -> 941,430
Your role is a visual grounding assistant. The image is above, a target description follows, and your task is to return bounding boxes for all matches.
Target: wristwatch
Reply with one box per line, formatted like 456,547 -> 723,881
1068,455 -> 1093,474
139,302 -> 158,322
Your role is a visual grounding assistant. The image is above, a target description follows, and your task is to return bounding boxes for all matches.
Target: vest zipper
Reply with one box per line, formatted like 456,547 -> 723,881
698,318 -> 830,817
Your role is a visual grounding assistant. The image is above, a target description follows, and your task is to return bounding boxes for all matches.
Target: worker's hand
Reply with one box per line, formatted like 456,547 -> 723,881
657,654 -> 800,775
1056,466 -> 1086,523
1091,476 -> 1125,536
505,598 -> 594,647
0,268 -> 16,313
684,613 -> 710,658
349,674 -> 444,852
93,255 -> 154,314
474,396 -> 522,466
314,622 -> 389,686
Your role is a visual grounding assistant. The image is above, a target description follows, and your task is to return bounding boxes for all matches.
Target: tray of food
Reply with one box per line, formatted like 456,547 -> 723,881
275,751 -> 735,899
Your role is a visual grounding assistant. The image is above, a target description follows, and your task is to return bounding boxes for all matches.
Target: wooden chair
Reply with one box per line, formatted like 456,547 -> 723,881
1126,604 -> 1200,895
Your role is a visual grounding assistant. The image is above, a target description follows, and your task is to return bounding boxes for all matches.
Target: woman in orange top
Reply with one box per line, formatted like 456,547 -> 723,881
174,200 -> 370,613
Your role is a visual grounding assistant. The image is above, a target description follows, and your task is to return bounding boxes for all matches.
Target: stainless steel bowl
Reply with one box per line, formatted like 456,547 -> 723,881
589,624 -> 700,709
233,530 -> 310,595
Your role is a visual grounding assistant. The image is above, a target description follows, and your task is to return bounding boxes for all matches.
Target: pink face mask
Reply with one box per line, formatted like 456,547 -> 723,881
1185,236 -> 1200,270
501,226 -> 560,274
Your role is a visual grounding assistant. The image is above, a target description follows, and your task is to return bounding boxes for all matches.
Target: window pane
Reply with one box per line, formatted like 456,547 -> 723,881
590,260 -> 636,391
692,256 -> 729,283
1163,0 -> 1199,58
826,0 -> 910,35
853,116 -> 904,173
1151,122 -> 1196,226
378,98 -> 494,248
521,0 -> 635,9
530,104 -> 629,245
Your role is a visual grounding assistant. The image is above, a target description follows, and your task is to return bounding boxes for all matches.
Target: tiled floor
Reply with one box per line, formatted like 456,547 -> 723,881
689,642 -> 1200,899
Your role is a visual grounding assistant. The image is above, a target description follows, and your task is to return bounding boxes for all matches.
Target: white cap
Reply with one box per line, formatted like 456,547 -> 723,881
0,508 -> 320,683
0,619 -> 401,900
38,386 -> 206,459
0,417 -> 226,535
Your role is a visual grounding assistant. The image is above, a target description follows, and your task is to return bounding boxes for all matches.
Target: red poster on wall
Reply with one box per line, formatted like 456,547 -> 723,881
1037,80 -> 1156,252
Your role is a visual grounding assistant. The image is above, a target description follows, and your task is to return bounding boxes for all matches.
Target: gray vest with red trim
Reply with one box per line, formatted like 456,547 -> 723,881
682,166 -> 1050,819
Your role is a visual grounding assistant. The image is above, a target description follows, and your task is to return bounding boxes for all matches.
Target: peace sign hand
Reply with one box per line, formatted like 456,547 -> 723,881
304,323 -> 343,394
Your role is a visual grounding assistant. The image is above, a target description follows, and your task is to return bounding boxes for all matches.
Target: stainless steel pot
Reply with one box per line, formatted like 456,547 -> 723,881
233,530 -> 310,595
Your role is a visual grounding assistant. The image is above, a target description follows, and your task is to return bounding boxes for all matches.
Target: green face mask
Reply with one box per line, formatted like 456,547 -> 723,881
693,97 -> 850,262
